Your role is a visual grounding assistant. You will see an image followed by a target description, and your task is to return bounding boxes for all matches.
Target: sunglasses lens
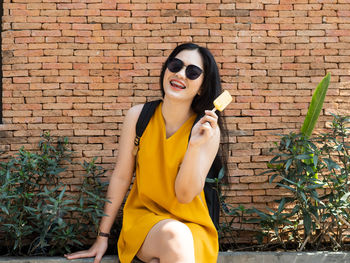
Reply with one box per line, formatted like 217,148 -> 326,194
167,57 -> 203,80
186,65 -> 203,80
167,58 -> 183,73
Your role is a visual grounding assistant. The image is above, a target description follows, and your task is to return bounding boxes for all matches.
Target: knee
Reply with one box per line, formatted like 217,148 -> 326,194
159,221 -> 194,254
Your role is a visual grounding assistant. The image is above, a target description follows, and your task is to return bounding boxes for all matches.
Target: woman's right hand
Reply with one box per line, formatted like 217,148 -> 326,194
64,237 -> 108,263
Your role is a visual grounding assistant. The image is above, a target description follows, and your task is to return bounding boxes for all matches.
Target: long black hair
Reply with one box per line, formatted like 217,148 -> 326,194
160,43 -> 229,182
160,43 -> 222,114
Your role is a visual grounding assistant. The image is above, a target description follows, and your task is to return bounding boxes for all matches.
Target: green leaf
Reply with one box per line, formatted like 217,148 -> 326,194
218,167 -> 225,181
323,158 -> 340,171
278,198 -> 286,213
205,178 -> 216,183
300,192 -> 308,204
306,184 -> 323,190
277,183 -> 296,192
58,186 -> 66,200
295,154 -> 312,160
270,156 -> 280,164
269,173 -> 279,184
291,205 -> 300,215
313,154 -> 318,166
285,158 -> 293,171
281,176 -> 298,186
245,218 -> 261,223
301,73 -> 331,137
303,211 -> 312,235
0,205 -> 9,215
341,192 -> 350,202
23,206 -> 36,213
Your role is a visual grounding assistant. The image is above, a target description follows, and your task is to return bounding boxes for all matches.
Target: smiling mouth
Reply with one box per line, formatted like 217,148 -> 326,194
170,79 -> 186,89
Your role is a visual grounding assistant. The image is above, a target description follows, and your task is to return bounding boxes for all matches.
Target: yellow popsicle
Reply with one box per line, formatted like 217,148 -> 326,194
212,90 -> 232,112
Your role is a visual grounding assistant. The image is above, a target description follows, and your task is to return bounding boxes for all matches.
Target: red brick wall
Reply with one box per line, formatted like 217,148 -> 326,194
1,0 -> 350,231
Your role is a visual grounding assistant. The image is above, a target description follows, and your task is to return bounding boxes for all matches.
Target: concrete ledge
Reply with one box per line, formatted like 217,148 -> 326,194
218,251 -> 350,263
1,252 -> 350,263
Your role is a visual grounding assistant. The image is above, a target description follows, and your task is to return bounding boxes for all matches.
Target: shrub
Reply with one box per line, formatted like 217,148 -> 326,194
249,114 -> 350,251
0,132 -> 109,256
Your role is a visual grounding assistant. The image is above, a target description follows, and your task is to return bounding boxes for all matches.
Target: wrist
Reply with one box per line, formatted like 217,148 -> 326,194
188,140 -> 202,151
96,235 -> 109,245
97,230 -> 110,238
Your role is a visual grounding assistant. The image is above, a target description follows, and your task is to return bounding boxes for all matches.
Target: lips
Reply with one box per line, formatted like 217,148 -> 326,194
170,79 -> 186,90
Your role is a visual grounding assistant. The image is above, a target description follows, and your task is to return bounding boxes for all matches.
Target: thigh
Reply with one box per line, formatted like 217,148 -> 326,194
136,219 -> 193,262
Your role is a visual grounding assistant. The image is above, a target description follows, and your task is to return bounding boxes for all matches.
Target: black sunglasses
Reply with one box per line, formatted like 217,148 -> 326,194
167,57 -> 203,80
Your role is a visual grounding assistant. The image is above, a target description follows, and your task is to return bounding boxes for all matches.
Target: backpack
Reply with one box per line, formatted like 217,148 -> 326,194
133,100 -> 220,229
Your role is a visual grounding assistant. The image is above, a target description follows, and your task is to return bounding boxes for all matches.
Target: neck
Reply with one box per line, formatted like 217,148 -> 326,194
161,97 -> 194,133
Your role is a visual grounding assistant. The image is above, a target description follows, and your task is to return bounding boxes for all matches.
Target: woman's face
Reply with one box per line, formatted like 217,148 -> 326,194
163,49 -> 204,103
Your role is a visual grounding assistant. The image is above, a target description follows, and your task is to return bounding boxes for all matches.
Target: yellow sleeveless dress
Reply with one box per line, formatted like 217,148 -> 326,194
117,102 -> 219,263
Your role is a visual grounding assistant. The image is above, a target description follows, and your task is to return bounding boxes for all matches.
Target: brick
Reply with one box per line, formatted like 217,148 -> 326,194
3,70 -> 28,77
117,3 -> 146,10
27,3 -> 56,9
40,10 -> 70,17
1,0 -> 350,232
240,175 -> 268,183
71,9 -> 101,16
265,4 -> 292,10
57,3 -> 86,9
178,4 -> 206,9
27,16 -> 57,23
242,110 -> 270,117
12,23 -> 42,30
3,15 -> 26,23
326,30 -> 350,37
250,10 -> 279,18
147,3 -> 176,9
236,3 -> 263,9
294,4 -> 322,10
237,190 -> 266,196
3,3 -> 26,10
253,196 -> 282,203
207,17 -> 235,24
30,83 -> 59,90
72,24 -> 102,31
191,10 -> 220,17
12,117 -> 43,124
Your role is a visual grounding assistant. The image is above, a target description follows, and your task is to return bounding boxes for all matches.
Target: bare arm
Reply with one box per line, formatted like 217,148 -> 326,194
175,110 -> 220,204
65,104 -> 144,262
98,104 -> 143,234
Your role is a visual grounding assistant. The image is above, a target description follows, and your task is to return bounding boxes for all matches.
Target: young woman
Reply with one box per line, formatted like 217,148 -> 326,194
65,43 -> 227,263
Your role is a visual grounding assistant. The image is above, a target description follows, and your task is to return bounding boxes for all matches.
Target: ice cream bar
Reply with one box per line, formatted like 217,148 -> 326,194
212,90 -> 232,112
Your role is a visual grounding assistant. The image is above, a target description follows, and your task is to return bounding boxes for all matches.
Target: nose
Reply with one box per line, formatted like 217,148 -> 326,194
175,66 -> 186,79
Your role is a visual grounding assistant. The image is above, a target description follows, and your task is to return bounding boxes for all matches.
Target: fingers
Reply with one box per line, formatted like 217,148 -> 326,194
94,254 -> 103,263
200,110 -> 218,129
64,250 -> 95,260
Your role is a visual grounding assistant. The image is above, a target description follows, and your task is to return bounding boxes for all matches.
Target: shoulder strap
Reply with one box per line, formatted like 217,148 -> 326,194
133,100 -> 162,155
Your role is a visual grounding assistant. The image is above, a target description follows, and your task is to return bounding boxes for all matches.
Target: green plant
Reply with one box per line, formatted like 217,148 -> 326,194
301,72 -> 331,137
0,132 -> 109,256
251,114 -> 350,251
207,169 -> 260,250
77,157 -> 110,236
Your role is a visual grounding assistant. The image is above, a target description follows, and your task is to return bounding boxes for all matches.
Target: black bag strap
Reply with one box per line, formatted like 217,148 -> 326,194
133,100 -> 162,155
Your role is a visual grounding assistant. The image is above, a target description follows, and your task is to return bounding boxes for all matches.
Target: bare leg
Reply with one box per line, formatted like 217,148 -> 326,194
136,219 -> 195,263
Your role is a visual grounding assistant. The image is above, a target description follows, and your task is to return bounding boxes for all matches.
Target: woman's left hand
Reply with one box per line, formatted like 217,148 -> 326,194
189,110 -> 220,148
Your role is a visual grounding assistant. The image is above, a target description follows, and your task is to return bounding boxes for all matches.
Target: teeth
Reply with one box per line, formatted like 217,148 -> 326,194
170,80 -> 185,89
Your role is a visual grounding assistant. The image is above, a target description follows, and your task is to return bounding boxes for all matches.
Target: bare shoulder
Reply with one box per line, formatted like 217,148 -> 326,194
124,104 -> 144,125
119,104 -> 145,148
